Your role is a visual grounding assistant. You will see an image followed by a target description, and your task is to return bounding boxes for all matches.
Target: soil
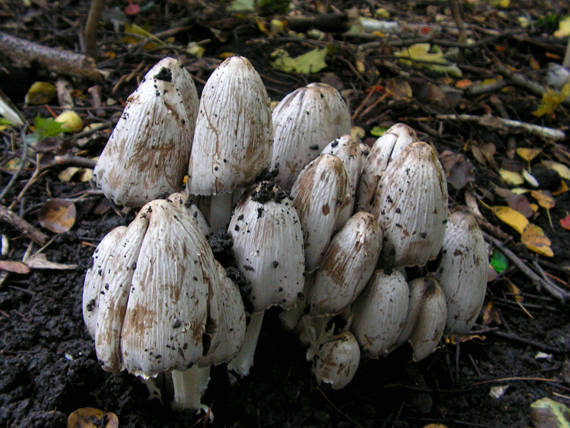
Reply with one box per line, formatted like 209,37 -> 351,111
1,1 -> 569,427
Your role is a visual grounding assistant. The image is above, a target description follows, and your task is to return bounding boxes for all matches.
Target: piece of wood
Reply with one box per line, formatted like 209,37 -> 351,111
0,204 -> 48,245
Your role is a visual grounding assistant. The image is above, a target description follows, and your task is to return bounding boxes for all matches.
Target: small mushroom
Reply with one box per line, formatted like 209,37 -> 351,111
314,331 -> 360,390
271,83 -> 351,190
226,181 -> 305,376
437,211 -> 488,334
351,269 -> 409,358
372,141 -> 448,268
94,57 -> 199,207
186,56 -> 272,230
357,123 -> 417,212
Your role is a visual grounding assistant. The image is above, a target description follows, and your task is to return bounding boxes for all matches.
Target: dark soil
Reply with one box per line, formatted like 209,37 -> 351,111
1,1 -> 570,427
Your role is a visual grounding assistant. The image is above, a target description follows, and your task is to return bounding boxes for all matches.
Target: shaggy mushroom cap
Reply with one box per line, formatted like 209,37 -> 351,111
82,193 -> 244,378
271,83 -> 351,190
94,57 -> 199,207
314,331 -> 361,390
186,56 -> 272,196
437,211 -> 488,334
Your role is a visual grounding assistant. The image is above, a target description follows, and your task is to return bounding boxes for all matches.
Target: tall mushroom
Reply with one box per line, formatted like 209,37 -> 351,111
94,57 -> 199,207
186,56 -> 272,231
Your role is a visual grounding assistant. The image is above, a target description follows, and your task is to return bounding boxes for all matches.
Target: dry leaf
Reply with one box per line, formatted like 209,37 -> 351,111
385,78 -> 412,100
560,212 -> 570,230
38,199 -> 76,233
67,407 -> 119,428
516,148 -> 541,163
470,143 -> 487,165
0,260 -> 30,274
505,279 -> 523,302
522,169 -> 539,188
465,191 -> 482,217
542,160 -> 570,180
530,190 -> 555,209
499,169 -> 524,186
491,205 -> 529,234
482,301 -> 501,326
455,79 -> 473,89
552,180 -> 568,196
521,224 -> 553,257
440,150 -> 475,190
25,253 -> 78,270
507,194 -> 533,218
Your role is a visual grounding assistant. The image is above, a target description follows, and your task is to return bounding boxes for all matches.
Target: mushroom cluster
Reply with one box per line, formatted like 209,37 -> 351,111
84,55 -> 488,412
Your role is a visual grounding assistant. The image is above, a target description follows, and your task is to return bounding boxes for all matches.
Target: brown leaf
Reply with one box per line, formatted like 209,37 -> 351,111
521,224 -> 553,257
0,260 -> 30,274
67,407 -> 119,428
506,194 -> 534,218
440,150 -> 475,190
38,199 -> 76,233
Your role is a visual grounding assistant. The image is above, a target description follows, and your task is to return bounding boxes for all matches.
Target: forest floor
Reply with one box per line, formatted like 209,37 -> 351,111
0,1 -> 569,427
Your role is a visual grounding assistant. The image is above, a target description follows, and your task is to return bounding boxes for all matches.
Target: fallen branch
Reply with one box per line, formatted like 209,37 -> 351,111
0,204 -> 48,245
436,113 -> 565,140
483,231 -> 569,302
0,32 -> 103,82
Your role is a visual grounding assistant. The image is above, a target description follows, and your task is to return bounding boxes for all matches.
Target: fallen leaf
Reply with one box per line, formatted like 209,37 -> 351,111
38,199 -> 76,233
530,397 -> 570,428
560,212 -> 570,230
505,279 -> 523,302
522,169 -> 540,188
530,190 -> 555,209
532,82 -> 570,117
542,160 -> 570,180
0,260 -> 30,274
122,24 -> 163,50
489,385 -> 509,399
385,78 -> 412,100
455,79 -> 473,89
440,150 -> 475,190
521,224 -> 553,257
67,407 -> 119,428
516,147 -> 541,163
499,168 -> 524,186
507,194 -> 534,218
554,15 -> 570,38
25,253 -> 78,270
395,43 -> 462,77
490,205 -> 528,234
270,47 -> 328,75
552,180 -> 568,196
465,191 -> 483,217
490,248 -> 508,273
482,301 -> 501,326
25,81 -> 56,105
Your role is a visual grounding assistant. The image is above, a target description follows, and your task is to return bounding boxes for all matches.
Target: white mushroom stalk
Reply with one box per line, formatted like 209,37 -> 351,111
271,83 -> 351,190
227,181 -> 305,376
351,269 -> 409,358
291,153 -> 352,272
357,123 -> 417,212
94,57 -> 199,207
437,211 -> 488,334
186,56 -> 272,231
82,193 -> 245,411
372,141 -> 449,268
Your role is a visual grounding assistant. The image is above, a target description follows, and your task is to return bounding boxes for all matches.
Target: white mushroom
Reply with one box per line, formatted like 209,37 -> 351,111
186,56 -> 272,230
314,331 -> 361,390
437,211 -> 488,334
94,57 -> 199,207
271,83 -> 351,190
372,141 -> 448,268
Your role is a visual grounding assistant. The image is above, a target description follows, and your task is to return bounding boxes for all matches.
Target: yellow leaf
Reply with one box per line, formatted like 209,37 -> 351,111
552,180 -> 568,196
219,52 -> 236,59
505,279 -> 523,302
491,206 -> 529,234
521,224 -> 553,257
25,81 -> 56,105
511,187 -> 529,195
55,110 -> 83,133
554,15 -> 570,38
530,203 -> 539,213
122,24 -> 162,50
58,167 -> 80,182
532,82 -> 570,117
541,160 -> 570,180
67,407 -> 118,428
516,147 -> 541,162
395,43 -> 462,77
530,190 -> 555,209
499,168 -> 524,186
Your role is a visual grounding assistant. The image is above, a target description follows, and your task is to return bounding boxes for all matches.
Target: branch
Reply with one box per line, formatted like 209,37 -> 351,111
0,204 -> 48,245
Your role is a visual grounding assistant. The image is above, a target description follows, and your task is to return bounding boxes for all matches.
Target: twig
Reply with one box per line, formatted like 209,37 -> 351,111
9,154 -> 44,211
0,32 -> 102,81
472,375 -> 559,385
0,126 -> 28,202
465,79 -> 508,96
53,155 -> 97,169
482,231 -> 569,302
490,331 -> 562,353
84,0 -> 104,59
0,204 -> 48,245
437,113 -> 565,140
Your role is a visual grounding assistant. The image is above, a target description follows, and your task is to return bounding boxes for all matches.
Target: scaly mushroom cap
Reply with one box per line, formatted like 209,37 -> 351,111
271,83 -> 351,190
291,154 -> 352,272
228,181 -> 305,312
83,194 -> 244,378
351,269 -> 409,358
372,141 -> 448,268
187,56 -> 272,196
437,211 -> 488,334
357,123 -> 417,212
309,212 -> 382,316
314,332 -> 361,390
94,57 -> 199,207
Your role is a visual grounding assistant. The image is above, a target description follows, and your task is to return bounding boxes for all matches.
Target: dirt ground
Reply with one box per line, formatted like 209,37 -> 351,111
1,1 -> 569,427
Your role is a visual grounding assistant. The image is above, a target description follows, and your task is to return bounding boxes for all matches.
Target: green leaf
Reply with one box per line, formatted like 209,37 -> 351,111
530,397 -> 570,428
227,0 -> 254,12
270,47 -> 328,75
370,126 -> 388,137
490,249 -> 508,273
33,115 -> 64,138
0,117 -> 15,127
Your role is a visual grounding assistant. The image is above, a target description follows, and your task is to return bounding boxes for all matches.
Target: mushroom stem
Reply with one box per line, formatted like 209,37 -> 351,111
209,193 -> 233,231
171,366 -> 211,412
227,310 -> 264,377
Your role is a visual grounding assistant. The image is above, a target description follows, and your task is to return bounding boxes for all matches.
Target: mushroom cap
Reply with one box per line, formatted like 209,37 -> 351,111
437,211 -> 488,334
271,83 -> 351,190
314,332 -> 361,390
291,154 -> 352,272
309,212 -> 382,316
351,269 -> 409,358
83,194 -> 244,378
94,57 -> 199,207
228,181 -> 305,312
357,123 -> 417,212
187,56 -> 272,196
372,141 -> 448,268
